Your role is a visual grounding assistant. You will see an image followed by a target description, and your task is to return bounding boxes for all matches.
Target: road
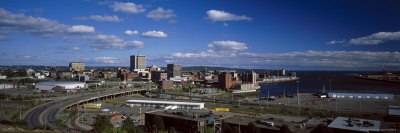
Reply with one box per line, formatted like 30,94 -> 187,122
24,88 -> 147,131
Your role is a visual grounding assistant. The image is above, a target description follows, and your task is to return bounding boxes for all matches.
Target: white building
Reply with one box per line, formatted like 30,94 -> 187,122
35,81 -> 85,92
126,100 -> 204,109
0,75 -> 7,79
0,84 -> 15,89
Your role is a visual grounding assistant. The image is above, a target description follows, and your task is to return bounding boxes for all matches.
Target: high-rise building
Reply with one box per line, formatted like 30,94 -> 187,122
69,62 -> 85,72
167,63 -> 182,78
218,72 -> 232,89
130,54 -> 146,71
243,70 -> 257,85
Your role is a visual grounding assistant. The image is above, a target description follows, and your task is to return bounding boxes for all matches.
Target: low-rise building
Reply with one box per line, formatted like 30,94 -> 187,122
223,116 -> 281,133
121,73 -> 140,81
158,80 -> 174,89
126,100 -> 204,109
0,75 -> 7,79
328,117 -> 380,133
151,71 -> 167,83
145,109 -> 217,133
35,81 -> 85,92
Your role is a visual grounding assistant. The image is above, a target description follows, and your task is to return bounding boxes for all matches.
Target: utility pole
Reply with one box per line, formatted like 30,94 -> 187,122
329,79 -> 332,91
267,89 -> 269,110
214,96 -> 216,106
335,100 -> 338,113
296,81 -> 300,111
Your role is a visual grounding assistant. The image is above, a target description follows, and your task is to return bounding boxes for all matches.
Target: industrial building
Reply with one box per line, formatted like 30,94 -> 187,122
327,93 -> 394,99
167,63 -> 182,78
130,54 -> 146,71
328,117 -> 381,133
69,62 -> 85,72
35,81 -> 85,92
126,100 -> 204,109
145,109 -> 217,133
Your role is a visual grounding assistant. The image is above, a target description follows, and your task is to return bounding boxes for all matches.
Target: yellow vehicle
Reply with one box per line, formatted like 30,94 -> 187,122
213,108 -> 229,112
84,103 -> 101,109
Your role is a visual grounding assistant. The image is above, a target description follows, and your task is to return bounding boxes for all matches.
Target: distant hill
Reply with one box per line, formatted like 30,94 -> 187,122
181,66 -> 272,73
0,65 -> 274,73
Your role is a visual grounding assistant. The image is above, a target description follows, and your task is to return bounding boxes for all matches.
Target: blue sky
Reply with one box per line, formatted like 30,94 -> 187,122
0,0 -> 400,70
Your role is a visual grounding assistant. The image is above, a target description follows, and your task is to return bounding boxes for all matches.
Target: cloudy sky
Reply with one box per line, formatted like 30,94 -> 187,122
0,0 -> 400,70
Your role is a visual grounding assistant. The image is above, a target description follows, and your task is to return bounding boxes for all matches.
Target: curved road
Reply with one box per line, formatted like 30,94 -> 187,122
24,88 -> 146,131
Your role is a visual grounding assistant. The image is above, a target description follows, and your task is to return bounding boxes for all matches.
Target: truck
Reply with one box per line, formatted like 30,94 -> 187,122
84,103 -> 101,109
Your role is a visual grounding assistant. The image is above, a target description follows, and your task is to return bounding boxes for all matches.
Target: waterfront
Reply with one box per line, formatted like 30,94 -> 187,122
260,71 -> 400,97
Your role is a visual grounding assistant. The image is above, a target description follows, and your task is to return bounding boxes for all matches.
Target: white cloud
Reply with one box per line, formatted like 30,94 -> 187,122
223,23 -> 229,27
124,30 -> 138,35
329,31 -> 400,45
141,31 -> 168,38
71,47 -> 80,51
326,39 -> 345,45
146,7 -> 176,20
84,57 -> 120,64
348,31 -> 400,45
110,2 -> 146,14
68,25 -> 95,33
208,41 -> 248,51
75,15 -> 123,22
84,34 -> 145,50
0,8 -> 95,38
206,10 -> 251,21
93,48 -> 100,52
169,19 -> 178,24
166,50 -> 400,69
90,15 -> 123,22
0,35 -> 9,41
18,54 -> 32,59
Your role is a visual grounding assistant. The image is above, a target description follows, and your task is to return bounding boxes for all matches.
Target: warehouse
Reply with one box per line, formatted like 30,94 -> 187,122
35,81 -> 85,92
126,100 -> 204,109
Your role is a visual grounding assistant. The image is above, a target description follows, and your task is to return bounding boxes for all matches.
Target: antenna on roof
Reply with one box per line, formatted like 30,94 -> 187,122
137,51 -> 141,55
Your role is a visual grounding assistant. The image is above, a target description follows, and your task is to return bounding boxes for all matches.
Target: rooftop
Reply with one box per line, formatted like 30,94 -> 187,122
328,117 -> 380,132
126,100 -> 204,106
146,109 -> 217,122
37,81 -> 84,85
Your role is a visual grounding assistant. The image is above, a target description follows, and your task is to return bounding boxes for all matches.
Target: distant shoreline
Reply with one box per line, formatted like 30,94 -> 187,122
257,77 -> 299,85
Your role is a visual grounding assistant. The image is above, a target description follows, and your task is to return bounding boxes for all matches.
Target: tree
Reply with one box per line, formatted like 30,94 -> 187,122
102,127 -> 128,133
132,77 -> 143,81
247,122 -> 260,133
121,117 -> 144,133
311,124 -> 332,133
92,115 -> 113,133
17,69 -> 27,77
280,124 -> 292,133
168,127 -> 176,133
154,115 -> 165,131
204,127 -> 213,133
4,68 -> 14,77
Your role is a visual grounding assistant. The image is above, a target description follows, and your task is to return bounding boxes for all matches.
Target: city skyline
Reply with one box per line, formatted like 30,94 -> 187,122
1,0 -> 400,70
